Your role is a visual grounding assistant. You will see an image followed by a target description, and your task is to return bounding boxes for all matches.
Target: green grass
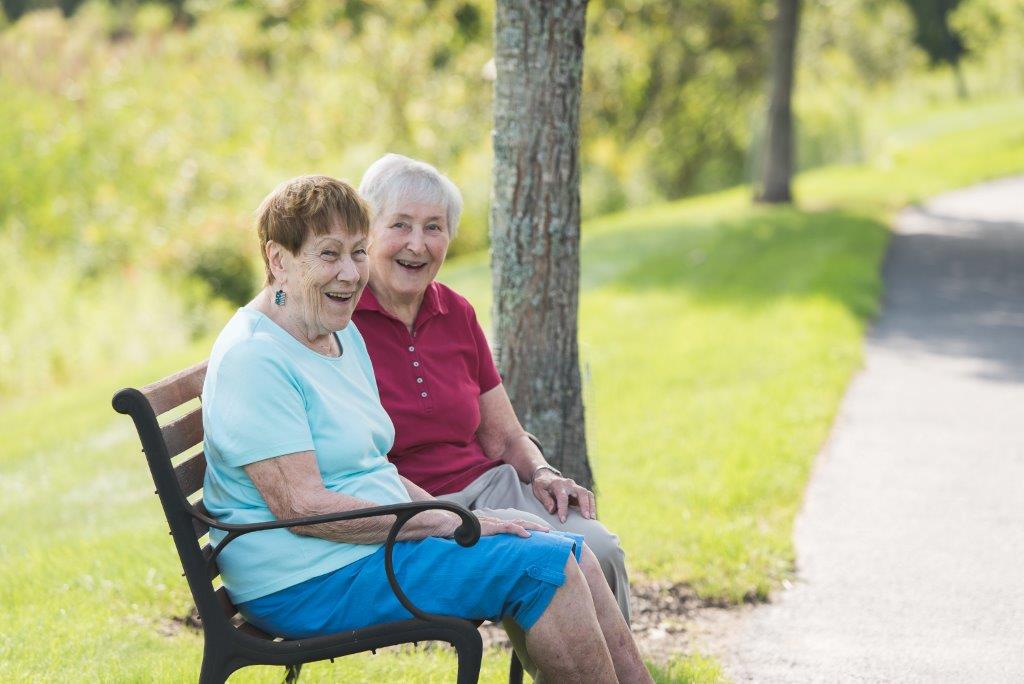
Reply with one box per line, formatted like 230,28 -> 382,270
583,207 -> 885,601
651,655 -> 726,684
3,96 -> 1024,681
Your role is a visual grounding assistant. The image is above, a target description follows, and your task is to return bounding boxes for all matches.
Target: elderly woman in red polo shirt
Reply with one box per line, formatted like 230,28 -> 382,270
352,155 -> 631,630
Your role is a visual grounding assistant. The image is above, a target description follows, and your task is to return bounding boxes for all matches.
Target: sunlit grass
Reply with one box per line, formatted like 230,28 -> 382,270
801,96 -> 1024,211
651,655 -> 726,684
581,208 -> 884,601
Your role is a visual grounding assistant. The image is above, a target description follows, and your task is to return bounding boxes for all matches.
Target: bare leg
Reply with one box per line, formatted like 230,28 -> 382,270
501,618 -> 543,682
525,555 -> 617,683
578,546 -> 653,683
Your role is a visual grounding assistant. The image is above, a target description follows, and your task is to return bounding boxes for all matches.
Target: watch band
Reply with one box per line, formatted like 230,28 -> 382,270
530,464 -> 562,482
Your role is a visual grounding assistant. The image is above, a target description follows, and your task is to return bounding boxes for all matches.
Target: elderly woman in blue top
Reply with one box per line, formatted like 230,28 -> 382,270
201,175 -> 651,683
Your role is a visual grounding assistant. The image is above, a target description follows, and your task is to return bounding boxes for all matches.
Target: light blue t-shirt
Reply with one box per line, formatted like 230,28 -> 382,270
202,308 -> 410,604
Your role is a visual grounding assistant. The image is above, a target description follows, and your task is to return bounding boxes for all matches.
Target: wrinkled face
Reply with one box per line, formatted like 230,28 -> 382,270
269,221 -> 369,340
368,201 -> 451,301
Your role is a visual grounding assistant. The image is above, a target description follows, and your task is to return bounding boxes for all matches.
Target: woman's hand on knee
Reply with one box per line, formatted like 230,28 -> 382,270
531,472 -> 597,522
475,513 -> 551,538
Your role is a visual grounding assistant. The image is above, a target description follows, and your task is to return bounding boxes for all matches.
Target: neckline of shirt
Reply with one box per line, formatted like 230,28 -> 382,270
357,281 -> 450,329
242,307 -> 346,361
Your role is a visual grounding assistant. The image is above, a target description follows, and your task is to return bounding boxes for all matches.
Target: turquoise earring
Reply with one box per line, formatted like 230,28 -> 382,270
274,289 -> 286,306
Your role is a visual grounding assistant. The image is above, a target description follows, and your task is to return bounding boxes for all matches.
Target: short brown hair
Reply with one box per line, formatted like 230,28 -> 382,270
255,175 -> 370,284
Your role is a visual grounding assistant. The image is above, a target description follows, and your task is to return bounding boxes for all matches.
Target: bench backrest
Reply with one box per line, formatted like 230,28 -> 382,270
112,360 -> 249,636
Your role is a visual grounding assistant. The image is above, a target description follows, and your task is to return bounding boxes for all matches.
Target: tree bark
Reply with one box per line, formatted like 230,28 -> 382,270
757,0 -> 801,204
490,0 -> 593,488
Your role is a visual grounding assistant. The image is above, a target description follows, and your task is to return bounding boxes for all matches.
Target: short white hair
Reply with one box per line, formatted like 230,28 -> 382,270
359,153 -> 463,239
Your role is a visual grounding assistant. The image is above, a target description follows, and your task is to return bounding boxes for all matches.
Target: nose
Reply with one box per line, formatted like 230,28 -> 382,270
336,255 -> 361,283
406,227 -> 426,254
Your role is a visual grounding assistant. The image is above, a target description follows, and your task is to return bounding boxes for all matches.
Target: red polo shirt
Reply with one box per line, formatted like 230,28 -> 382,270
352,282 -> 503,495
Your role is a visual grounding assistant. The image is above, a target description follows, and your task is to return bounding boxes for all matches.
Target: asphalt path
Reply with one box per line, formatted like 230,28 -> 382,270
720,177 -> 1024,682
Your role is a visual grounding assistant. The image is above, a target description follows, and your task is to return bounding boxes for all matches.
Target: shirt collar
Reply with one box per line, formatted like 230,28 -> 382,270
419,281 -> 449,319
355,286 -> 386,315
356,281 -> 449,324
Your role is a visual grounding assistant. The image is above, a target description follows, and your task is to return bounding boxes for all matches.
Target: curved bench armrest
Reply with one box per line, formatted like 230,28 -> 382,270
194,500 -> 480,621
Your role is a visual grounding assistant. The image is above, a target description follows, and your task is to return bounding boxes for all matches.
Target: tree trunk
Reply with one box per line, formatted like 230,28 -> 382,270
953,61 -> 969,100
757,0 -> 801,204
490,0 -> 593,488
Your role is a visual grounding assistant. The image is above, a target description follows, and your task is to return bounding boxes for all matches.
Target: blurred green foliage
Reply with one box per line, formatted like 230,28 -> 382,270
0,0 -> 1020,399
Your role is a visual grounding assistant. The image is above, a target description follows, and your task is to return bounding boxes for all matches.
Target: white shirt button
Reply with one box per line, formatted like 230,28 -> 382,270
416,377 -> 424,383
408,346 -> 415,352
420,391 -> 428,398
412,361 -> 420,367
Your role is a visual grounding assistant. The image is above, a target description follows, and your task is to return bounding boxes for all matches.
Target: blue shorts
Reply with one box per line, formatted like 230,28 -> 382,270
237,530 -> 584,638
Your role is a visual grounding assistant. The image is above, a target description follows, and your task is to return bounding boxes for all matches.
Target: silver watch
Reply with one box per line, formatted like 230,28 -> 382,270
530,464 -> 562,482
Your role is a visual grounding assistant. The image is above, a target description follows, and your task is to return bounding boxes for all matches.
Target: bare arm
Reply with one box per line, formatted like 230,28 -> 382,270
401,475 -> 435,502
476,384 -> 546,481
244,451 -> 548,542
476,384 -> 597,521
398,474 -> 548,535
244,451 -> 460,543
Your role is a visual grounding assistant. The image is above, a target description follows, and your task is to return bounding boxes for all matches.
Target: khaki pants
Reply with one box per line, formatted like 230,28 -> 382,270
438,463 -> 632,621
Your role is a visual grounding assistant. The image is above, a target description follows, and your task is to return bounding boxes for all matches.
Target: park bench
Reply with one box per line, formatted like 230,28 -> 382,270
113,360 -> 526,683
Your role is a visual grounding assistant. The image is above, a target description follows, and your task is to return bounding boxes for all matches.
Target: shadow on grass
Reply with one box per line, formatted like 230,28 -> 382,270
582,206 -> 890,324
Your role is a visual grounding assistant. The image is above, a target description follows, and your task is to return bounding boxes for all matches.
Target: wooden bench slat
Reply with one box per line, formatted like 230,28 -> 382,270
142,360 -> 208,416
215,586 -> 237,619
237,620 -> 275,640
175,452 -> 207,500
163,408 -> 203,459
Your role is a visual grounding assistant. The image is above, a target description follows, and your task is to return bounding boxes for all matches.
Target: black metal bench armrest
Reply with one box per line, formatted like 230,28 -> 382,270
195,500 -> 480,622
525,432 -> 545,455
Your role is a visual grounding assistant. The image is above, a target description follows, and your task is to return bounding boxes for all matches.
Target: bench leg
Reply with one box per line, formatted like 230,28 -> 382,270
452,630 -> 483,684
198,647 -> 232,684
508,652 -> 523,684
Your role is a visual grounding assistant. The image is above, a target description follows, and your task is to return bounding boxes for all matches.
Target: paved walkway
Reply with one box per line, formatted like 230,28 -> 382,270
721,177 -> 1024,682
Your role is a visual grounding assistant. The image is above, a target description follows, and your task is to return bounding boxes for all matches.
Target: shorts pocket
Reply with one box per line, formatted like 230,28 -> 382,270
526,564 -> 566,585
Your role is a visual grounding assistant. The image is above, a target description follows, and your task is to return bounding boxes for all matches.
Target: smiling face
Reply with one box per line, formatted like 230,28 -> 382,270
368,200 -> 451,303
267,221 -> 369,342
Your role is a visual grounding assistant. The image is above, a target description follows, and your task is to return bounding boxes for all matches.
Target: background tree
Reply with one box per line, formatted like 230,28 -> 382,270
757,0 -> 801,204
903,0 -> 969,98
582,0 -> 770,209
1,0 -> 1006,398
951,0 -> 1024,92
490,0 -> 593,487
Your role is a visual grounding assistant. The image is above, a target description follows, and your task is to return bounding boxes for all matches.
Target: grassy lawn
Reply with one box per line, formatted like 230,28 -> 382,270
2,95 -> 1023,682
